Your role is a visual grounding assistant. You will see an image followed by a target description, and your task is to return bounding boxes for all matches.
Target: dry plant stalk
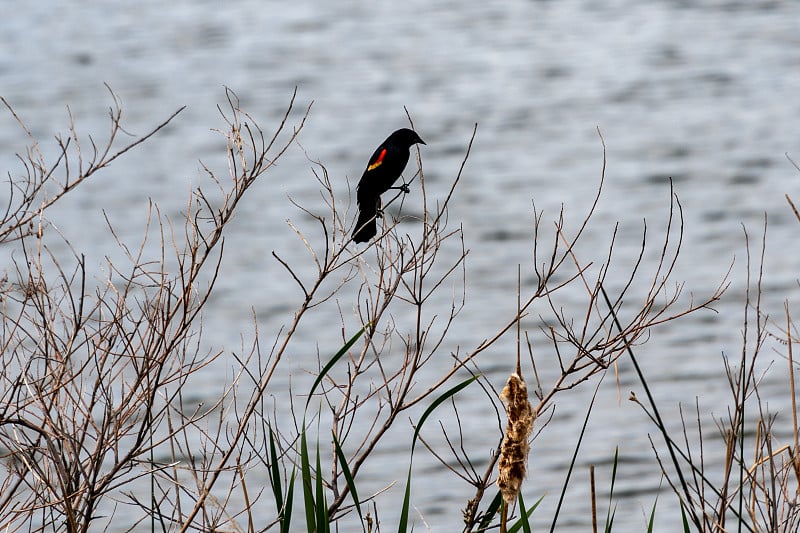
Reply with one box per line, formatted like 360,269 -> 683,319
497,373 -> 534,505
455,131 -> 724,532
635,219 -> 800,533
1,88 -> 739,533
0,87 -> 309,533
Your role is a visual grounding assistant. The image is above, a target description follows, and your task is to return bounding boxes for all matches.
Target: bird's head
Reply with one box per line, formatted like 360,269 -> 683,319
390,128 -> 426,147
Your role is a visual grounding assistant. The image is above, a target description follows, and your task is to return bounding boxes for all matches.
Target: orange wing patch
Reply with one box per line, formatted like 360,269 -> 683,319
367,148 -> 387,171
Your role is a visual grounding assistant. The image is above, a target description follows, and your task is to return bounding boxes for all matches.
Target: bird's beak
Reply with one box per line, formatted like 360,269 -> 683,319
418,137 -> 426,145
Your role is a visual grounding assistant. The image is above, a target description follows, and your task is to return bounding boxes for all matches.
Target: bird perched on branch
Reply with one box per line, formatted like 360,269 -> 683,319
352,128 -> 425,243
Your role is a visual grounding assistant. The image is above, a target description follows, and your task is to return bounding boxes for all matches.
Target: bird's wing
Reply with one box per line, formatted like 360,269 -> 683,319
366,147 -> 387,172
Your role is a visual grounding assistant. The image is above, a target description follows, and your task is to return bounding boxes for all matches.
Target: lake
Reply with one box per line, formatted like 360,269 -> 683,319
1,1 -> 799,531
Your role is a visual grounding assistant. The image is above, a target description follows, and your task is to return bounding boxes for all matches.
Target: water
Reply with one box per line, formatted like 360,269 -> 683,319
2,0 -> 800,531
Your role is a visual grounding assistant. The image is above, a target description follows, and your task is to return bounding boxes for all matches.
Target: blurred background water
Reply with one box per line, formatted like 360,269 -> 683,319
2,0 -> 800,531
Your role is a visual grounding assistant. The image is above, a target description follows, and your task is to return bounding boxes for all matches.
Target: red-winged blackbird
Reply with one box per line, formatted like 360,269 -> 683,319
352,128 -> 426,243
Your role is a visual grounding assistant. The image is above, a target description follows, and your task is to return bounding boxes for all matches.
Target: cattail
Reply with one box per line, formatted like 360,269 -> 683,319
497,372 -> 535,505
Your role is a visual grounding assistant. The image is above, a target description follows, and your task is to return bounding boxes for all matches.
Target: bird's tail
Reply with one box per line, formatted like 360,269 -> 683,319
352,201 -> 378,243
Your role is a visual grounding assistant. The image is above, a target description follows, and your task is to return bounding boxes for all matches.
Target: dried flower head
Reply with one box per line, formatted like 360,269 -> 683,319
497,372 -> 535,504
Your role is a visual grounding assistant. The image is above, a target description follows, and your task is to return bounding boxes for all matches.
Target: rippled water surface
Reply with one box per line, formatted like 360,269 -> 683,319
2,1 -> 800,531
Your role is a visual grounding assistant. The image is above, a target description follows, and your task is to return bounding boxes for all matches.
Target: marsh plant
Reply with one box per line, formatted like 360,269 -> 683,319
0,89 -> 795,533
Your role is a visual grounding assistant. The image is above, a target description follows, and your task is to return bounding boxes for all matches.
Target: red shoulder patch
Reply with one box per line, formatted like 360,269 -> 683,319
367,148 -> 387,171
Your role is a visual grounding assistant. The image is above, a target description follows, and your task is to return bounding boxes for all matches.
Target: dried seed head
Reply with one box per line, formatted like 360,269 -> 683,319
497,373 -> 535,504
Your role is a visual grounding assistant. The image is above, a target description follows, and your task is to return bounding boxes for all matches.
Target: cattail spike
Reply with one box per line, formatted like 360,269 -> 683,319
497,372 -> 535,505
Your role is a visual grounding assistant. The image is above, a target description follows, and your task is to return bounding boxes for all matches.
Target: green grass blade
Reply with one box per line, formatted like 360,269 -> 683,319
604,447 -> 619,533
397,465 -> 414,533
646,493 -> 658,533
508,493 -> 543,533
679,499 -> 691,533
315,440 -> 329,531
399,375 -> 480,532
476,491 -> 504,531
268,426 -> 283,506
550,381 -> 601,533
605,506 -> 617,533
305,324 -> 368,411
300,429 -> 316,532
411,375 -> 479,451
333,432 -> 365,530
282,469 -> 296,533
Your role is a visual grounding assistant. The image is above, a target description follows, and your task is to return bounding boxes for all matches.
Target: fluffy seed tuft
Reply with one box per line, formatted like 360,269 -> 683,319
497,373 -> 535,504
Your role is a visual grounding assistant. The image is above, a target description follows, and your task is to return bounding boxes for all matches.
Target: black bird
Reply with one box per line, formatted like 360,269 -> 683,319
352,128 -> 425,243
